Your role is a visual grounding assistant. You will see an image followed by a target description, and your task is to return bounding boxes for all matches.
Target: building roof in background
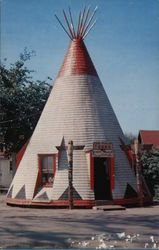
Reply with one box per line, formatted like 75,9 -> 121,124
139,130 -> 159,147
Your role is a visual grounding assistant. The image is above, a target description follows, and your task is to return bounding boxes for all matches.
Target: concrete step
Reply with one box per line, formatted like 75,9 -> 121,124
93,205 -> 126,211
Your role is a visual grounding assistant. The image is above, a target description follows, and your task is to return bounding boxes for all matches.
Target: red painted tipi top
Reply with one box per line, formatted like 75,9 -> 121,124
58,38 -> 97,78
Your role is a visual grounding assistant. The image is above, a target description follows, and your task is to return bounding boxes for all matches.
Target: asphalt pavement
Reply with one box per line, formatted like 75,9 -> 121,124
0,194 -> 159,249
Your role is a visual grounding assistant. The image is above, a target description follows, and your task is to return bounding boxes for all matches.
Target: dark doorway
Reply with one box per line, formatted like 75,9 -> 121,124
94,157 -> 112,200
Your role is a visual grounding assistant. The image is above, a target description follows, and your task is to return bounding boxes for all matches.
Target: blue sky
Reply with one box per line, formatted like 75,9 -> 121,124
1,0 -> 159,135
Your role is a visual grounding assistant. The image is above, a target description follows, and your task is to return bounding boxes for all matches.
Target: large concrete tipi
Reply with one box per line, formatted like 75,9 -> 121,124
6,7 -> 151,207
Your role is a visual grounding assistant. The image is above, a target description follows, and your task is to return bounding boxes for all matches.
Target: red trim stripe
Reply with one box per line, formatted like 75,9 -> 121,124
16,139 -> 30,168
6,196 -> 152,208
90,152 -> 94,190
110,157 -> 115,190
6,198 -> 95,207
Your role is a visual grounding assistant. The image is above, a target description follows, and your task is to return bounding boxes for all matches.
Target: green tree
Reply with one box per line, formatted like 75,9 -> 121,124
140,147 -> 159,197
0,50 -> 52,155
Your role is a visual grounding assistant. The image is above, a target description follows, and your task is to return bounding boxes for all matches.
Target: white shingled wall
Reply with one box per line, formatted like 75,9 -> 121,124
51,150 -> 68,200
73,150 -> 94,200
9,74 -> 137,201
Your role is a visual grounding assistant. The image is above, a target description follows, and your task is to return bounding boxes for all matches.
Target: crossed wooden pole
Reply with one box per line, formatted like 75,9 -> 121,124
68,140 -> 73,209
134,139 -> 143,207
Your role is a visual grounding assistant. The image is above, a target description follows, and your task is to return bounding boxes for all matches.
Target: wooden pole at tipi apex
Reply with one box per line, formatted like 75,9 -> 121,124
80,6 -> 90,36
68,7 -> 76,38
55,6 -> 97,40
134,139 -> 143,207
81,6 -> 98,38
78,6 -> 86,37
63,9 -> 74,39
76,11 -> 81,38
54,14 -> 72,40
83,19 -> 97,40
68,140 -> 73,209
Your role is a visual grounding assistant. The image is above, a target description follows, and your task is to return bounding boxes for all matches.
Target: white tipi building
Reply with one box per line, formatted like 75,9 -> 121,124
6,7 -> 151,207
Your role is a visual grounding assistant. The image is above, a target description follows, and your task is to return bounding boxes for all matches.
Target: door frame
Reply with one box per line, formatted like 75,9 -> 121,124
90,151 -> 115,196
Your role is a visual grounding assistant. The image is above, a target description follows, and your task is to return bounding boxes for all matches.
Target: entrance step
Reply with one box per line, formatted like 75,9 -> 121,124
93,205 -> 126,211
95,200 -> 113,206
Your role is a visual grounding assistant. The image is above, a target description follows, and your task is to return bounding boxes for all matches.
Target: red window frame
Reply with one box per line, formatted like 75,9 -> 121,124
38,154 -> 56,187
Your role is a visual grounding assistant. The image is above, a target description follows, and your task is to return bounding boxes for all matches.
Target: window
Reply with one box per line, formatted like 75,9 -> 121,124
39,155 -> 56,187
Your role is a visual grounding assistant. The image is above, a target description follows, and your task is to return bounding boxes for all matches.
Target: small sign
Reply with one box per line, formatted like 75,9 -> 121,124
93,142 -> 113,158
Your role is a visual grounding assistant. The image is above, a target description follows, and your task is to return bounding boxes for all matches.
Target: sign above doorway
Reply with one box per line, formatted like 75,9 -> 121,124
92,142 -> 113,158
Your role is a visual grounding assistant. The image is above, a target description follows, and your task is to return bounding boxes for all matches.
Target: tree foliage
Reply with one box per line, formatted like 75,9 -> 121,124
124,132 -> 137,144
140,147 -> 159,197
0,50 -> 52,155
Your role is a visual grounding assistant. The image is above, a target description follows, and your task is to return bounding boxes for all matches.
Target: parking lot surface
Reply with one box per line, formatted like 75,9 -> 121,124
0,195 -> 159,249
